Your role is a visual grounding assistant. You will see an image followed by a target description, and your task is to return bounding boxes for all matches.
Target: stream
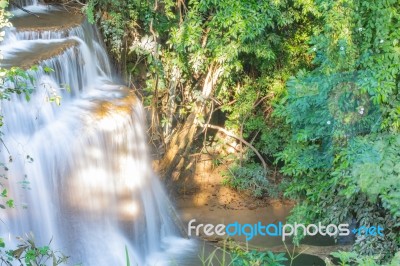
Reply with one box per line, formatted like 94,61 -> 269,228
1,2 -> 197,265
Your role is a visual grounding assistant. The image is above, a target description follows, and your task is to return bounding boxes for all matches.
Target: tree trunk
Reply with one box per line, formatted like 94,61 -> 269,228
156,63 -> 222,178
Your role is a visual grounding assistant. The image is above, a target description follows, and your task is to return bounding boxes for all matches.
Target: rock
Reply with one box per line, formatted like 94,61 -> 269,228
248,204 -> 257,210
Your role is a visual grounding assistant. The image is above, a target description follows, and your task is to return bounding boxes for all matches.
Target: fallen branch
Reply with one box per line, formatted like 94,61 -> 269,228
10,1 -> 40,18
200,124 -> 269,178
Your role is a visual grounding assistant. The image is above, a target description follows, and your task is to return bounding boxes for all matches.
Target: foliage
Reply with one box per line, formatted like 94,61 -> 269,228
222,163 -> 280,198
88,0 -> 400,263
84,0 -> 159,60
327,251 -> 400,266
0,234 -> 68,266
350,134 -> 400,218
199,241 -> 287,266
88,0 -> 317,139
0,188 -> 14,209
125,245 -> 130,266
276,0 -> 400,263
231,250 -> 287,266
0,3 -> 67,266
0,67 -> 35,101
0,0 -> 11,42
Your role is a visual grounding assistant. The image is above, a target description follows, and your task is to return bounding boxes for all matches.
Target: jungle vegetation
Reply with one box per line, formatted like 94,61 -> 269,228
0,0 -> 399,264
81,0 -> 400,264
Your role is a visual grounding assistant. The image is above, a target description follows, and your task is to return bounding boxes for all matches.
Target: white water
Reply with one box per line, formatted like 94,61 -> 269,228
0,5 -> 194,265
11,0 -> 38,8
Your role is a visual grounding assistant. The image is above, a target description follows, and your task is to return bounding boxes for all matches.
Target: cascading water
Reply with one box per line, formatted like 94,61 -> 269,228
0,4 -> 194,265
10,0 -> 38,10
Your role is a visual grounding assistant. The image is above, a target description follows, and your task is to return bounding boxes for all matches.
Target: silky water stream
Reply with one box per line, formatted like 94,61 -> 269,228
0,3 -> 197,265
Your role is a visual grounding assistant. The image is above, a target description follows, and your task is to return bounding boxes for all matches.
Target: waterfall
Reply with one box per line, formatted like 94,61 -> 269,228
10,0 -> 38,10
0,5 -> 193,265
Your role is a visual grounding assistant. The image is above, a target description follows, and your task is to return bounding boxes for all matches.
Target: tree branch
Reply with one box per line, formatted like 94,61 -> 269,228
200,124 -> 269,178
10,1 -> 40,18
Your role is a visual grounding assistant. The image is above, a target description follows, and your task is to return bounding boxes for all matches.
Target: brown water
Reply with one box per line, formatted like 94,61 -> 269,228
179,204 -> 328,265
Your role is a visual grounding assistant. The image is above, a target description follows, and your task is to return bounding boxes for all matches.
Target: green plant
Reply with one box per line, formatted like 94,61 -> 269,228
86,0 -> 400,263
199,241 -> 235,266
231,250 -> 287,266
223,163 -> 271,198
275,0 -> 400,263
327,251 -> 400,266
198,240 -> 287,266
0,3 -> 68,266
0,234 -> 68,266
281,241 -> 310,266
125,245 -> 130,266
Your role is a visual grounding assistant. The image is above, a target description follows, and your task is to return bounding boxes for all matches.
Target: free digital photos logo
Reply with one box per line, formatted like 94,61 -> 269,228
188,219 -> 384,241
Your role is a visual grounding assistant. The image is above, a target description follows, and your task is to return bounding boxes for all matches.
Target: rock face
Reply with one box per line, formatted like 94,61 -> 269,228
1,39 -> 78,69
1,7 -> 84,69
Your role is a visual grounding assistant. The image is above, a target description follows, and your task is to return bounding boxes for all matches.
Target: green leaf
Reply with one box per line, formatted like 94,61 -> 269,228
125,245 -> 130,266
43,66 -> 54,73
6,199 -> 14,208
25,92 -> 31,102
0,0 -> 8,9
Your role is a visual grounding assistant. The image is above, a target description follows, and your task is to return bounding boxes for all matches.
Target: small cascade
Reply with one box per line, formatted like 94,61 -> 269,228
0,4 -> 193,265
10,0 -> 38,10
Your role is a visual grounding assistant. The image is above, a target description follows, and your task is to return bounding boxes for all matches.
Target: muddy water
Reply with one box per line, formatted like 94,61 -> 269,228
178,204 -> 327,265
179,205 -> 293,247
174,162 -> 333,265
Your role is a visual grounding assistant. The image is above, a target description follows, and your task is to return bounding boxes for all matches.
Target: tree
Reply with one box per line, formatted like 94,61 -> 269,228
276,0 -> 399,262
86,0 -> 399,262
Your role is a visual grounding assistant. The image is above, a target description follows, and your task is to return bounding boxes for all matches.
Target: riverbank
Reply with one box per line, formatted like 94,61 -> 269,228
174,159 -> 294,247
165,154 -> 350,265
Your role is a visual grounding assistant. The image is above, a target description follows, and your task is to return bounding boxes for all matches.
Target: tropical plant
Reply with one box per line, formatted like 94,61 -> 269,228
85,0 -> 400,263
0,234 -> 68,266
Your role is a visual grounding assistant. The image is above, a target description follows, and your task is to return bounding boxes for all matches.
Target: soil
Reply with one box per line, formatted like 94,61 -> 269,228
165,154 -> 349,263
174,160 -> 289,212
165,154 -> 295,247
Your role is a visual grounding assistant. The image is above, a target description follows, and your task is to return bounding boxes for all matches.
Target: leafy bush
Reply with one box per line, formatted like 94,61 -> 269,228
328,251 -> 400,266
86,0 -> 400,263
232,250 -> 287,266
275,0 -> 400,263
0,234 -> 68,266
222,163 -> 282,198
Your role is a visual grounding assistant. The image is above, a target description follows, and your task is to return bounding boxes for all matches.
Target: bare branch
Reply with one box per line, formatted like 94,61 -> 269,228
9,1 -> 40,18
200,124 -> 269,178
